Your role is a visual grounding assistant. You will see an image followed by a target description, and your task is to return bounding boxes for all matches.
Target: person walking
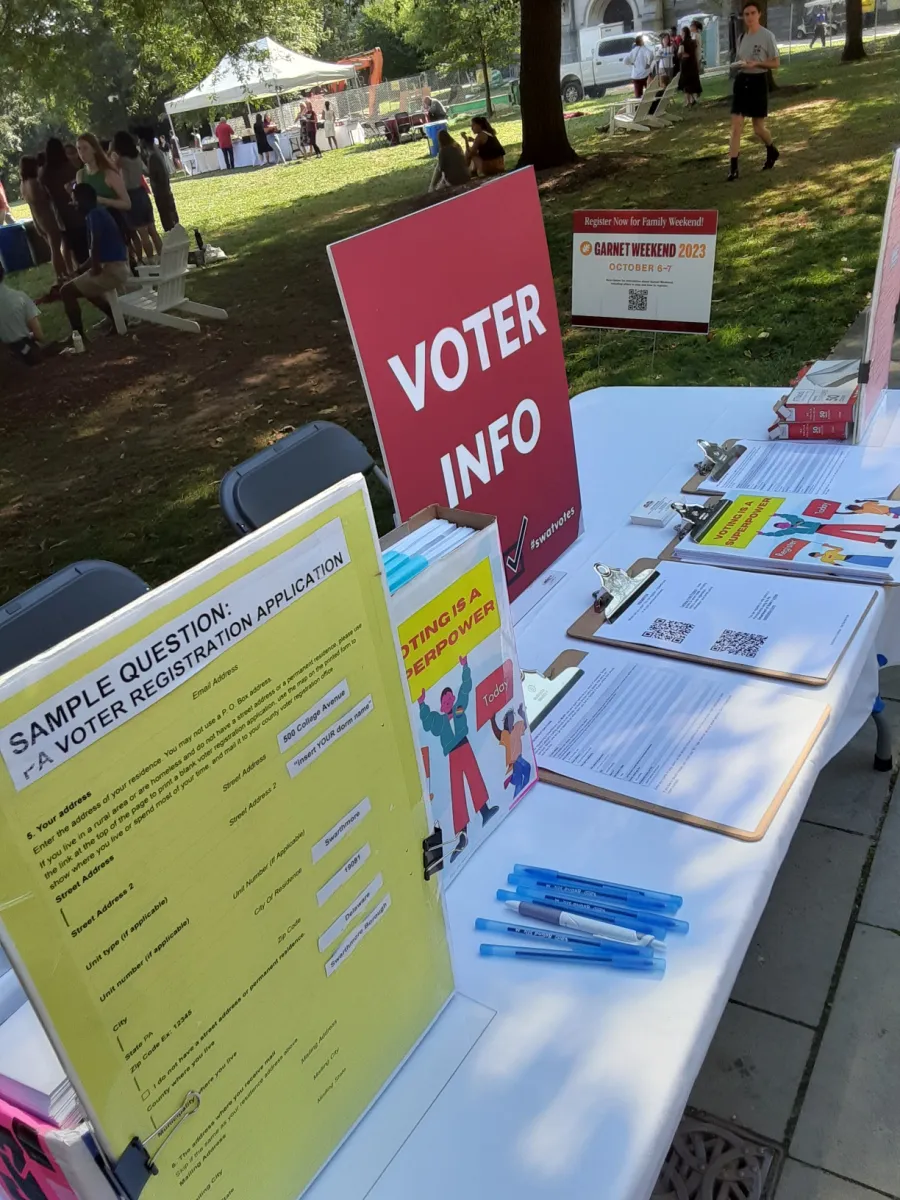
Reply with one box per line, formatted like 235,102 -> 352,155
303,103 -> 322,159
625,34 -> 656,98
678,26 -> 703,105
263,112 -> 288,164
322,101 -> 338,151
112,131 -> 162,263
214,116 -> 235,169
728,0 -> 780,180
810,6 -> 827,46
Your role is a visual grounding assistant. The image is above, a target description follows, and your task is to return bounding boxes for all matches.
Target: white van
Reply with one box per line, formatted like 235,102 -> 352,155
560,31 -> 660,103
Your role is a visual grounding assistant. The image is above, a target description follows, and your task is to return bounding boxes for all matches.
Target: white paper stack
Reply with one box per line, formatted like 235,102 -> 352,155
0,1002 -> 83,1128
383,519 -> 477,593
0,945 -> 25,1027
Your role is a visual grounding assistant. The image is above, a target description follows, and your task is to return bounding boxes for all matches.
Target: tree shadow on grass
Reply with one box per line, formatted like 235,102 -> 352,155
2,49 -> 900,602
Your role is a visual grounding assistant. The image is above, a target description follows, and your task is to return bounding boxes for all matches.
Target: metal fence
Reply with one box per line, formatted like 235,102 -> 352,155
311,66 -> 517,126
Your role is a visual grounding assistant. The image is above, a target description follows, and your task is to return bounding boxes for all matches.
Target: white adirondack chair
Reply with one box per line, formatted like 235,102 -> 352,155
644,72 -> 683,128
611,82 -> 665,134
111,225 -> 227,335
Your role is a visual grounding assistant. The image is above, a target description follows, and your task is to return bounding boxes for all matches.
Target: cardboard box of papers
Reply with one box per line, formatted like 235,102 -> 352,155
382,507 -> 537,884
768,419 -> 851,441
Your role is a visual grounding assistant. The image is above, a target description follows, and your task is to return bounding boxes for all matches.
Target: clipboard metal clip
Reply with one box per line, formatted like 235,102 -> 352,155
592,563 -> 658,621
113,1091 -> 201,1199
672,497 -> 731,541
423,824 -> 454,880
694,439 -> 744,480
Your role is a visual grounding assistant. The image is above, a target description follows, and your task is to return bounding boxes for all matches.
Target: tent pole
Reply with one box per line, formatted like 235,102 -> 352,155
165,109 -> 182,170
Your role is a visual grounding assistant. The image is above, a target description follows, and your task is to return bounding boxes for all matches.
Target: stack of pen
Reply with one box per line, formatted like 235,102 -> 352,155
476,864 -> 688,977
383,520 -> 476,594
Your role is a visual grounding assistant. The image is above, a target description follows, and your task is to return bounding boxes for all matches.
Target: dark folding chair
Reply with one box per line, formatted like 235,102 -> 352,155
219,420 -> 393,536
0,560 -> 149,677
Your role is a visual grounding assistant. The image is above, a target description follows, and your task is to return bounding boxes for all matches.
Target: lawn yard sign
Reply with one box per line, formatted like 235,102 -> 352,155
572,209 -> 718,334
328,168 -> 582,600
856,149 -> 900,442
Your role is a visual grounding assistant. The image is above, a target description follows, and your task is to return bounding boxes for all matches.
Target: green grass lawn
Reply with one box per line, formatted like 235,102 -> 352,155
3,43 -> 900,603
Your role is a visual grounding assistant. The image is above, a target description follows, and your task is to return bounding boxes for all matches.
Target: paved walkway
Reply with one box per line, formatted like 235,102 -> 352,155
665,320 -> 900,1198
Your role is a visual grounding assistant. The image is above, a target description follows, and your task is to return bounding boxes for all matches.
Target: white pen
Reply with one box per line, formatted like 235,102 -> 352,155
504,899 -> 665,952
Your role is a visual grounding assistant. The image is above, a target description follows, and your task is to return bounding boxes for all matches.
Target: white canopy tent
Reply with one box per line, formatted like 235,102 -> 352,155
165,37 -> 353,116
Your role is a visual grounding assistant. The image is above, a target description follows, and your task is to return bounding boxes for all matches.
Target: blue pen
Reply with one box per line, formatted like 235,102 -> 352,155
501,886 -> 689,938
513,864 -> 682,913
480,944 -> 665,975
509,884 -> 689,937
474,917 -> 655,959
507,874 -> 683,923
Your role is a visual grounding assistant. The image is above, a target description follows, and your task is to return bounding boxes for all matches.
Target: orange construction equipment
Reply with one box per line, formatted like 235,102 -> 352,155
337,47 -> 385,116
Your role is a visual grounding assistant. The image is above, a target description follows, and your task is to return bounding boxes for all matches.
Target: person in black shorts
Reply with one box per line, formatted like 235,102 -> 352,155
728,0 -> 780,181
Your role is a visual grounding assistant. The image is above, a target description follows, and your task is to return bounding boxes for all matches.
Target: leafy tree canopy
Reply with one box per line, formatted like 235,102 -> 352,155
365,0 -> 518,72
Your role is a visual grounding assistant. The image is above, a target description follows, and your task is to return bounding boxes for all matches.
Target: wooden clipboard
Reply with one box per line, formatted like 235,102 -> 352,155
661,495 -> 900,588
534,649 -> 830,842
566,556 -> 878,685
683,442 -> 900,500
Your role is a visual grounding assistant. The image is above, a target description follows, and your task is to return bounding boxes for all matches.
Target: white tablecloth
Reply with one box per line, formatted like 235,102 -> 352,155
308,386 -> 899,1200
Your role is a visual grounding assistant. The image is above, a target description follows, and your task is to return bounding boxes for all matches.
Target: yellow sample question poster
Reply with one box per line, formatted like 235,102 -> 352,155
0,477 -> 453,1200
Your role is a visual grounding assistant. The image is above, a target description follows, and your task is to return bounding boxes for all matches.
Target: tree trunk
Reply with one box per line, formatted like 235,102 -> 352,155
843,0 -> 866,59
480,32 -> 494,117
518,0 -> 578,169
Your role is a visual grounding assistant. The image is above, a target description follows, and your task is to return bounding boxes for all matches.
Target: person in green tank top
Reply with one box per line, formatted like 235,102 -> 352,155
74,133 -> 131,213
75,132 -> 133,270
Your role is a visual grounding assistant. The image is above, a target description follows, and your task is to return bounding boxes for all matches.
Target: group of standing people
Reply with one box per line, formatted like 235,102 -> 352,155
227,100 -> 339,168
625,24 -> 703,106
3,127 -> 181,360
623,4 -> 780,181
18,130 -> 178,286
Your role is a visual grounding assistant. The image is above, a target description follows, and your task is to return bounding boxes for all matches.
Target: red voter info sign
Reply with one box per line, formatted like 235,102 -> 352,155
328,168 -> 582,599
572,209 -> 718,334
857,149 -> 900,442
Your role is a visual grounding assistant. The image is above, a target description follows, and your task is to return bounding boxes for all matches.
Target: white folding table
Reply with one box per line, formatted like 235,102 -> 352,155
307,386 -> 900,1200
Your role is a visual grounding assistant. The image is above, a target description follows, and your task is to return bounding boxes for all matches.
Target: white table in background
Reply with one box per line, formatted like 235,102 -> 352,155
309,387 -> 900,1200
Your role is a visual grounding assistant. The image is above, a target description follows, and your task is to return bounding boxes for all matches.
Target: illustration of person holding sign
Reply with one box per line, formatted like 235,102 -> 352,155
418,656 -> 498,862
810,544 -> 894,569
490,704 -> 532,798
761,514 -> 899,547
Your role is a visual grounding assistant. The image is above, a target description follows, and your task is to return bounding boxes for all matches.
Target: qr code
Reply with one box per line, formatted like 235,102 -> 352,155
628,288 -> 649,312
642,617 -> 694,644
710,629 -> 768,659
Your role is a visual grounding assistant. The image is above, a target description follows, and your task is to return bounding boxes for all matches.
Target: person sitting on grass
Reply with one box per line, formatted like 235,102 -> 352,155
60,184 -> 130,342
463,115 -> 505,178
429,129 -> 471,191
0,263 -> 49,365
